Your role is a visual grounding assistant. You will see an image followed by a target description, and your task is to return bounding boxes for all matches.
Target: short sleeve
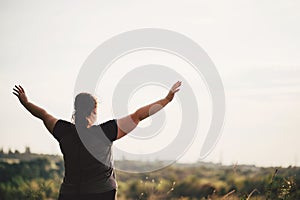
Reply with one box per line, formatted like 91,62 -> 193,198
53,120 -> 68,142
99,119 -> 118,142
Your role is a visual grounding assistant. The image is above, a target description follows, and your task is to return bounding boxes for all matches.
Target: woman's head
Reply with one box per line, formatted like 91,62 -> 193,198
73,93 -> 98,128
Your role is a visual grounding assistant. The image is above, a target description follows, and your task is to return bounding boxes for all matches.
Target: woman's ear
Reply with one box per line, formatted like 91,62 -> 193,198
86,115 -> 92,127
86,111 -> 97,127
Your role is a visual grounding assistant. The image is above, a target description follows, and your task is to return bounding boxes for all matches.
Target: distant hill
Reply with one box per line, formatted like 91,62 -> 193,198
0,147 -> 296,173
0,147 -> 62,164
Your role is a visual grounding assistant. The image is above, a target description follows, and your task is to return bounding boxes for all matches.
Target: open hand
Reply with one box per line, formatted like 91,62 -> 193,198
166,81 -> 182,102
13,85 -> 28,106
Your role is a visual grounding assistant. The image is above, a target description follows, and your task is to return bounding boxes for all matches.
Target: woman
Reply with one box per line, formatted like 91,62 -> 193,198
12,81 -> 181,200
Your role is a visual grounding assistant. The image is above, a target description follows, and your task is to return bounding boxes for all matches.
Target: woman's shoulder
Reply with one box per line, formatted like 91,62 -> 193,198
52,119 -> 75,141
95,119 -> 117,130
55,119 -> 74,127
94,119 -> 118,142
53,119 -> 74,133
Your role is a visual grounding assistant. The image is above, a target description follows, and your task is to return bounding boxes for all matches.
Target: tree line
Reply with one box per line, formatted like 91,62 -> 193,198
0,158 -> 299,199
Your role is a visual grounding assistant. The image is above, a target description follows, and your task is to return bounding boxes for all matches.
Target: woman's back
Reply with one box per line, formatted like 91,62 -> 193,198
53,119 -> 118,194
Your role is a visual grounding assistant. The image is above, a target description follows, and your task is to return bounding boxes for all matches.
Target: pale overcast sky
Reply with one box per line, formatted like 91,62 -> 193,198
1,0 -> 300,167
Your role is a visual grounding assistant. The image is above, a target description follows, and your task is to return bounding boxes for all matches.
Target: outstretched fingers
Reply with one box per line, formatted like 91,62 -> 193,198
12,91 -> 19,97
13,86 -> 20,95
165,81 -> 182,102
171,81 -> 182,93
13,85 -> 24,97
19,85 -> 25,93
16,85 -> 24,93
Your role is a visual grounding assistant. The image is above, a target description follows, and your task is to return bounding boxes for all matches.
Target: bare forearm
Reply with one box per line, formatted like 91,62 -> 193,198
23,102 -> 47,120
135,97 -> 170,121
13,85 -> 58,134
116,81 -> 181,140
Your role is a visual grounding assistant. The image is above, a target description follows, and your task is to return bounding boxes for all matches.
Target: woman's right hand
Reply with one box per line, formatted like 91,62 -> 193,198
165,81 -> 182,102
13,85 -> 28,106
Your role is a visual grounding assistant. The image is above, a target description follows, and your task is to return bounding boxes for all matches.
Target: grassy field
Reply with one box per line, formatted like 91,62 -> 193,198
0,153 -> 299,199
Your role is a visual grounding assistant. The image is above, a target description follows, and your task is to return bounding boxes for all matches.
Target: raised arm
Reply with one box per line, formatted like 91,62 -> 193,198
116,81 -> 181,140
13,85 -> 58,134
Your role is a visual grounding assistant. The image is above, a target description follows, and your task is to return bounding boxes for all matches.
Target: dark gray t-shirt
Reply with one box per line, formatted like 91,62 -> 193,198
53,119 -> 118,194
